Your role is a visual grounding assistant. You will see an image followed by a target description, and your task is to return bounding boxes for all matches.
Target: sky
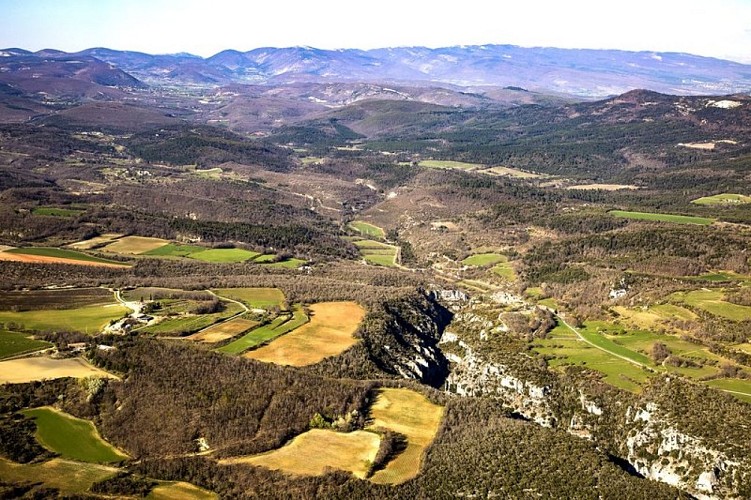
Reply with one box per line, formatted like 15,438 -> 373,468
2,0 -> 751,63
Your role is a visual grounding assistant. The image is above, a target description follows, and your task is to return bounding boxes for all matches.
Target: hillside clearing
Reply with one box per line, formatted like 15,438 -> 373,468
147,482 -> 218,499
188,248 -> 260,263
609,210 -> 714,225
103,236 -> 170,254
0,357 -> 117,384
692,193 -> 751,205
0,247 -> 129,268
211,288 -> 285,309
67,233 -> 123,250
245,302 -> 365,365
188,316 -> 259,343
0,458 -> 118,494
349,220 -> 385,238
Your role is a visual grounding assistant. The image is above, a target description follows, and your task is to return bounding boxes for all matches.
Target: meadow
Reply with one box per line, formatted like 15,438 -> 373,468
147,481 -> 218,499
349,220 -> 385,239
353,239 -> 398,267
418,159 -> 483,170
0,458 -> 118,494
462,252 -> 506,266
0,330 -> 51,359
188,316 -> 259,343
188,248 -> 260,263
22,407 -> 128,463
219,307 -> 308,355
67,233 -> 123,250
0,357 -> 117,384
143,243 -> 206,257
103,236 -> 169,254
609,210 -> 714,225
211,287 -> 286,309
0,303 -> 128,333
245,302 -> 365,365
671,289 -> 751,321
691,193 -> 751,205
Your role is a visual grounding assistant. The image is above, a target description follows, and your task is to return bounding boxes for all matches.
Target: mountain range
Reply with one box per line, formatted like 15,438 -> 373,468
2,44 -> 751,97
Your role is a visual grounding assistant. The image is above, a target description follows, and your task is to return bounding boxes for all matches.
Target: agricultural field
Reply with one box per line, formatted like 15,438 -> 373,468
102,236 -> 170,254
211,287 -> 285,309
492,260 -> 516,281
0,288 -> 115,311
0,330 -> 52,359
220,307 -> 308,355
418,159 -> 483,170
611,304 -> 698,330
368,388 -> 445,485
264,257 -> 307,269
691,193 -> 751,205
188,316 -> 259,343
705,379 -> 751,403
143,243 -> 206,257
67,233 -> 123,250
0,458 -> 118,494
139,301 -> 244,336
22,407 -> 128,463
349,220 -> 385,239
0,303 -> 128,333
220,429 -> 381,479
671,289 -> 751,321
609,210 -> 714,225
188,248 -> 260,263
32,206 -> 85,217
353,239 -> 398,267
462,252 -> 506,267
0,357 -> 117,384
0,247 -> 129,267
148,481 -> 218,500
245,302 -> 364,365
482,165 -> 546,178
566,183 -> 638,191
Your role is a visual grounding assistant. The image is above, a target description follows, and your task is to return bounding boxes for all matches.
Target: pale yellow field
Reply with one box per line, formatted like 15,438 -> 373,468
483,166 -> 545,178
368,388 -> 444,485
245,301 -> 365,366
612,304 -> 698,330
148,481 -> 218,500
67,233 -> 124,250
0,458 -> 118,493
219,429 -> 380,479
103,236 -> 169,254
188,317 -> 259,343
0,357 -> 117,384
566,184 -> 639,191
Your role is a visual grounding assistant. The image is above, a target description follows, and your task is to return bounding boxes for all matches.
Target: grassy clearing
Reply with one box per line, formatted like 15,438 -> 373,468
577,322 -> 653,366
611,304 -> 698,330
67,233 -> 123,250
4,247 -> 126,266
0,357 -> 116,384
349,220 -> 385,239
22,407 -> 128,463
144,243 -> 206,257
692,193 -> 751,206
253,253 -> 278,263
483,166 -> 544,178
147,481 -> 218,500
0,330 -> 51,359
462,253 -> 506,266
32,206 -> 85,217
264,258 -> 307,269
671,289 -> 751,321
188,248 -> 259,263
221,307 -> 308,355
368,388 -> 445,485
212,288 -> 285,309
0,458 -> 118,494
246,302 -> 364,366
609,210 -> 714,225
492,261 -> 516,281
418,159 -> 483,170
566,184 -> 638,191
220,429 -> 380,479
354,239 -> 398,267
188,316 -> 259,343
705,379 -> 751,402
103,236 -> 169,254
0,303 -> 127,333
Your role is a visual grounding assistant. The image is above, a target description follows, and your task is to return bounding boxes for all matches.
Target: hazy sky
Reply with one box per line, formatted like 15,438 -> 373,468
2,0 -> 751,63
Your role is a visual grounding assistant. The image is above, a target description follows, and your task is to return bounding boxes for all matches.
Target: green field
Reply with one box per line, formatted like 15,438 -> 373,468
253,253 -> 278,263
576,322 -> 654,366
353,239 -> 398,267
0,330 -> 52,359
609,210 -> 714,225
217,306 -> 308,355
691,193 -> 751,206
349,221 -> 385,239
188,248 -> 260,263
264,258 -> 307,269
0,304 -> 128,333
0,458 -> 118,494
212,288 -> 286,309
22,407 -> 128,463
5,247 -> 127,266
143,243 -> 206,257
418,160 -> 483,170
492,261 -> 516,281
139,301 -> 244,336
705,379 -> 751,402
462,253 -> 506,266
32,206 -> 85,217
671,289 -> 751,321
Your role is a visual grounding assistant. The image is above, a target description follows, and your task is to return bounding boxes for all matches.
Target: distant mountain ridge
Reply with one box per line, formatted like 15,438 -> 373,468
2,44 -> 751,97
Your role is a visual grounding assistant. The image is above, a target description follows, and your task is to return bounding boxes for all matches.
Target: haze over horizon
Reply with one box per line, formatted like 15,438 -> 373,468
2,0 -> 751,64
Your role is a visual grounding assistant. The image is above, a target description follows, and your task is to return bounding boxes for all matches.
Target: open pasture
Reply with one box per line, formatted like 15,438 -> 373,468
0,458 -> 118,494
483,165 -> 545,178
220,429 -> 380,479
22,407 -> 128,463
0,287 -> 114,311
188,248 -> 260,263
102,235 -> 169,254
0,303 -> 127,333
221,307 -> 308,355
0,357 -> 117,384
462,252 -> 506,267
140,301 -> 244,336
609,210 -> 714,225
148,481 -> 218,500
67,233 -> 123,250
0,330 -> 51,359
245,302 -> 364,365
264,257 -> 307,269
212,287 -> 285,309
611,304 -> 698,330
418,159 -> 483,171
691,193 -> 751,206
705,379 -> 751,403
671,289 -> 751,321
354,239 -> 398,267
144,243 -> 205,257
189,316 -> 259,343
0,247 -> 129,267
349,220 -> 385,239
368,388 -> 445,485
